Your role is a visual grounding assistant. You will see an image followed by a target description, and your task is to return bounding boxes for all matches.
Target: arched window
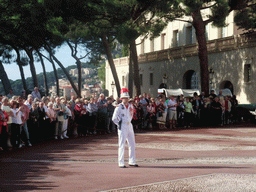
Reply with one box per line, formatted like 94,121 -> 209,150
183,70 -> 199,89
191,72 -> 199,89
219,81 -> 233,94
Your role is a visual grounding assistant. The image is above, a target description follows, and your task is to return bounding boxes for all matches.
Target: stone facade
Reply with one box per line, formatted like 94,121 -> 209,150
70,68 -> 95,77
136,11 -> 237,55
105,10 -> 256,104
106,34 -> 256,104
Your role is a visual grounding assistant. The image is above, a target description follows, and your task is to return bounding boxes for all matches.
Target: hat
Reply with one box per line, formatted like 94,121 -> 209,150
120,88 -> 130,99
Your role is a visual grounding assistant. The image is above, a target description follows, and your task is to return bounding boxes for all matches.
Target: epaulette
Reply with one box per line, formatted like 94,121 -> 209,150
116,104 -> 125,109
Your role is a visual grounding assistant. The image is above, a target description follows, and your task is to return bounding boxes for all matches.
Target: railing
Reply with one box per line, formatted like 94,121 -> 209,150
106,33 -> 256,66
137,33 -> 256,63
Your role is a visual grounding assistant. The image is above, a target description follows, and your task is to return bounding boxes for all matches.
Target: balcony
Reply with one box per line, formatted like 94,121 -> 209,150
106,33 -> 256,66
137,33 -> 256,63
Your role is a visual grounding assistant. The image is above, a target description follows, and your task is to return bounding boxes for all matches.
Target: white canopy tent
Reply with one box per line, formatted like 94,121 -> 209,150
157,88 -> 232,98
215,88 -> 233,96
158,88 -> 200,98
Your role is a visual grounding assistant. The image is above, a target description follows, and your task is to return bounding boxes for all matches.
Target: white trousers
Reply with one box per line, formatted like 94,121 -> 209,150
118,123 -> 136,166
62,119 -> 68,137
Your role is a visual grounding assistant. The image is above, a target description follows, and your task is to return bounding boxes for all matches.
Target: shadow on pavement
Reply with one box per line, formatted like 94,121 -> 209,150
0,133 -> 117,192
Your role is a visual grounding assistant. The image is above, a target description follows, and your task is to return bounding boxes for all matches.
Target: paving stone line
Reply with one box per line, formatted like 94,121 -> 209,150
103,143 -> 256,151
2,156 -> 256,165
136,133 -> 256,142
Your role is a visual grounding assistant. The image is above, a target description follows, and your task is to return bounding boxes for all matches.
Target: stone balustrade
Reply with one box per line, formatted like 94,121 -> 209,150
107,33 -> 256,66
137,33 -> 256,63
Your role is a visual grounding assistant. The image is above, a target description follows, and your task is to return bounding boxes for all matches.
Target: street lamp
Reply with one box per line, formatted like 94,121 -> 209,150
163,73 -> 168,84
111,81 -> 115,96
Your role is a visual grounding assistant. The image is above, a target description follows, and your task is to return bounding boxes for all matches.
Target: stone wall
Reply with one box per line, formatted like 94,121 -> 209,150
106,34 -> 256,104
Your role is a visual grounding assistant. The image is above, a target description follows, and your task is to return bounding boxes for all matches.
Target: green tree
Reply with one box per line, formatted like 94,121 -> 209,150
35,50 -> 49,96
99,0 -> 175,96
0,45 -> 13,95
155,0 -> 238,94
40,52 -> 62,96
65,22 -> 105,97
42,0 -> 139,97
233,1 -> 256,31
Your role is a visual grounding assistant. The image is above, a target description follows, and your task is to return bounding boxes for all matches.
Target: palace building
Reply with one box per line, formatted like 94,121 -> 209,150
105,11 -> 256,104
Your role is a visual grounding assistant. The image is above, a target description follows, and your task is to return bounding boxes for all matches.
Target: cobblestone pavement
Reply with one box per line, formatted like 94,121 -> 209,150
0,124 -> 256,191
105,174 -> 256,192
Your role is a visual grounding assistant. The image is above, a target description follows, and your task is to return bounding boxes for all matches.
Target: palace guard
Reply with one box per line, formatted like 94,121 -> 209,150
112,88 -> 138,168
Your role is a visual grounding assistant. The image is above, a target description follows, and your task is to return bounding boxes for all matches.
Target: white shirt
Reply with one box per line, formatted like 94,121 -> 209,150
25,101 -> 33,110
2,105 -> 12,124
65,106 -> 72,117
139,98 -> 147,106
168,99 -> 177,111
31,91 -> 41,101
11,108 -> 23,125
112,103 -> 134,126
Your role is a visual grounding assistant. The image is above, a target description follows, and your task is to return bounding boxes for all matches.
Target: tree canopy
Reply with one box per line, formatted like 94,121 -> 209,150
0,0 -> 249,97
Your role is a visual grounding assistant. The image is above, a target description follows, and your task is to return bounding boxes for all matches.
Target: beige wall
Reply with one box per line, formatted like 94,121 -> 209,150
106,44 -> 256,104
136,11 -> 235,55
105,57 -> 130,99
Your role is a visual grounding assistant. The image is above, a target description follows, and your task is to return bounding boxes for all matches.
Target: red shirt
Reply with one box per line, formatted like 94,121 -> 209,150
225,100 -> 229,111
0,111 -> 9,134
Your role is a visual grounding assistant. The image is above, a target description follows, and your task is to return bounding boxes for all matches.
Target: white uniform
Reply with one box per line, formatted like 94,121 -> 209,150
112,103 -> 136,167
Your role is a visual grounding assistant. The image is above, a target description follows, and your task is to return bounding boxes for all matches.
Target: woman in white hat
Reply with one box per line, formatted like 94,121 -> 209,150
112,88 -> 138,168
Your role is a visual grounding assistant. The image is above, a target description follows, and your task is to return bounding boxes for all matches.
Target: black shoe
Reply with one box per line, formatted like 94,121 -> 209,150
129,164 -> 139,167
119,165 -> 126,168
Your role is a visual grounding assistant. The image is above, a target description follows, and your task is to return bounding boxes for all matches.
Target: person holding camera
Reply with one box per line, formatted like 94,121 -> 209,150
156,98 -> 167,129
53,97 -> 66,139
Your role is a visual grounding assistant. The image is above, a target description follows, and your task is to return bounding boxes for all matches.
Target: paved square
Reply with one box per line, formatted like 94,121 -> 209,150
0,124 -> 256,191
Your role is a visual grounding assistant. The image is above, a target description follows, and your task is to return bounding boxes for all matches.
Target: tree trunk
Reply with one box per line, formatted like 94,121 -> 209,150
36,50 -> 49,96
66,41 -> 82,97
49,56 -> 60,96
40,53 -> 60,96
75,58 -> 82,97
191,10 -> 209,95
0,61 -> 12,95
18,64 -> 27,93
130,40 -> 141,96
45,46 -> 80,97
101,33 -> 121,97
13,47 -> 28,92
128,47 -> 133,97
25,48 -> 38,88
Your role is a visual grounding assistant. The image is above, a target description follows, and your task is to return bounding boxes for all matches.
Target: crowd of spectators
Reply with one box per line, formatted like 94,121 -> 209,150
0,87 -> 239,151
129,91 -> 239,130
0,89 -> 121,151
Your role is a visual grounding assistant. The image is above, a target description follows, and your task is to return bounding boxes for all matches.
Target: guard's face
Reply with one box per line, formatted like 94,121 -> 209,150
122,98 -> 129,103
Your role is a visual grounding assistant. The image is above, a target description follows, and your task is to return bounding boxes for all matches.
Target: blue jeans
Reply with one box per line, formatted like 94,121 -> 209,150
21,121 -> 30,143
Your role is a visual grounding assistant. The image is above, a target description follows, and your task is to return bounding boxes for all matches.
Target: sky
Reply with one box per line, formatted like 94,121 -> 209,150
3,44 -> 88,81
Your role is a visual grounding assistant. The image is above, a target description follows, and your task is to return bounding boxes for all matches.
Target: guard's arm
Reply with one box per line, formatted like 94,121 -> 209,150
112,106 -> 122,129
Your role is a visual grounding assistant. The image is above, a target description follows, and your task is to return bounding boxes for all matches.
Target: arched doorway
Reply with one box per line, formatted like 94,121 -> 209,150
219,81 -> 234,94
183,70 -> 199,89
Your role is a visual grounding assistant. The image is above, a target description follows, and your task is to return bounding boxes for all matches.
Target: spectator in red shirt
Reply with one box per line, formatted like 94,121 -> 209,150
0,102 -> 9,150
